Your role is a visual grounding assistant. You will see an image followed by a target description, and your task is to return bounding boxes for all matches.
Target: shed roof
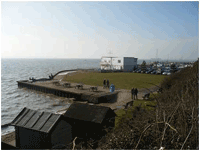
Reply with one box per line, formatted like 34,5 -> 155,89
10,107 -> 61,133
63,103 -> 116,124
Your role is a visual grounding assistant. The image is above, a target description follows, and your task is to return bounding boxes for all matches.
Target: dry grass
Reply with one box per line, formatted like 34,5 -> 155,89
96,60 -> 199,150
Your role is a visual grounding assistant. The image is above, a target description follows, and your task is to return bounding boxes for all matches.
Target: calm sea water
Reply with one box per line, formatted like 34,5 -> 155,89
1,58 -> 100,135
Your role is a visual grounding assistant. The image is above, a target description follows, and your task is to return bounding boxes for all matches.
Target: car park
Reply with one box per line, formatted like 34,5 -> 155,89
146,69 -> 153,74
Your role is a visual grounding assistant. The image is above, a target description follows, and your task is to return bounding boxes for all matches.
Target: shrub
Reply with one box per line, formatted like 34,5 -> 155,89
97,59 -> 199,150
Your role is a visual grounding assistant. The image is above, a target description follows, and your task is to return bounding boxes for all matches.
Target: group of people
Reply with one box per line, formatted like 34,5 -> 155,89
49,73 -> 53,80
29,77 -> 36,81
131,87 -> 138,100
103,78 -> 110,88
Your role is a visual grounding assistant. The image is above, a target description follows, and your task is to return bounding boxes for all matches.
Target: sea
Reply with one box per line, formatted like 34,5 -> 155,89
1,58 -> 101,135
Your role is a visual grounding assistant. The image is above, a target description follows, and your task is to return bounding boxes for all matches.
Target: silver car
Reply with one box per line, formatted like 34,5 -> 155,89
167,72 -> 171,75
162,70 -> 170,75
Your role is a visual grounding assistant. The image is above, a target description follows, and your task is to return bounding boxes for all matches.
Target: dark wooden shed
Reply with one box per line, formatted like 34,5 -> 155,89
10,107 -> 73,149
63,103 -> 116,140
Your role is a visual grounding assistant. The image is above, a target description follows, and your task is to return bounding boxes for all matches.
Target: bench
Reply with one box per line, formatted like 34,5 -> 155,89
142,93 -> 150,99
52,81 -> 60,86
75,84 -> 83,89
157,88 -> 163,93
63,83 -> 71,88
89,86 -> 98,91
124,101 -> 134,109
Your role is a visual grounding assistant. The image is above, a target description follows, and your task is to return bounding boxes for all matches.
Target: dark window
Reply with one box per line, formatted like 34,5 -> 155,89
118,60 -> 121,63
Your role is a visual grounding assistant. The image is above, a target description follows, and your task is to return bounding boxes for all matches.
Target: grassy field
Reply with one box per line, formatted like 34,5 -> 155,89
115,98 -> 157,127
63,72 -> 166,90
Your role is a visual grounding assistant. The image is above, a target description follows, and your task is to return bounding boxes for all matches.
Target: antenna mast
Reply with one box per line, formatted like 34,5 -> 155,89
156,49 -> 158,62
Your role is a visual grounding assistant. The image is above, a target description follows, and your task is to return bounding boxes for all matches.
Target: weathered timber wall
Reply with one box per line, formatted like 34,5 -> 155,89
17,81 -> 82,100
17,78 -> 118,104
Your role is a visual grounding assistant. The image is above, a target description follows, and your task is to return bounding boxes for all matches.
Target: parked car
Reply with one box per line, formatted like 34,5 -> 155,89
146,70 -> 150,74
137,69 -> 141,73
133,69 -> 137,73
151,70 -> 156,74
162,70 -> 170,75
167,72 -> 171,75
132,69 -> 138,73
146,69 -> 153,74
162,71 -> 168,75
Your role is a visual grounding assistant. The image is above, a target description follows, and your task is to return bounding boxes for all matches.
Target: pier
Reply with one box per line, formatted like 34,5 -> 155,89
17,79 -> 118,104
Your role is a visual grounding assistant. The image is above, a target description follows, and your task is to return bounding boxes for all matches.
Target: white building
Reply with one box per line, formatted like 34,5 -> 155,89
100,56 -> 138,71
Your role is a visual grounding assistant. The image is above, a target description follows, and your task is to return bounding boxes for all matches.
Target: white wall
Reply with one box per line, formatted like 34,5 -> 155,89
112,57 -> 124,70
100,58 -> 111,70
101,57 -> 124,70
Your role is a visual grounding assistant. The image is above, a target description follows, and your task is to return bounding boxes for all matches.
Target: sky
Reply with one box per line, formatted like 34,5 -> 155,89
1,1 -> 199,60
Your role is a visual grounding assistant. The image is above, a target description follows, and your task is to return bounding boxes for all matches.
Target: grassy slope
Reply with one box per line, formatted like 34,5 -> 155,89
98,61 -> 199,150
115,93 -> 158,127
63,72 -> 166,90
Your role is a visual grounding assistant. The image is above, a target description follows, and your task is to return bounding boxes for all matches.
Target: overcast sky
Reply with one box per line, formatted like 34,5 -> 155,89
1,1 -> 199,60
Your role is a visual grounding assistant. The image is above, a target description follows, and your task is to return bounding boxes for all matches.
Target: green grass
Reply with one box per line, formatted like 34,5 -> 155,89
63,72 -> 166,90
115,99 -> 157,127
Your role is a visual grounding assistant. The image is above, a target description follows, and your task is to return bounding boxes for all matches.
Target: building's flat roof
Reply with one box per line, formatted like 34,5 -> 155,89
101,56 -> 118,59
101,56 -> 138,59
123,57 -> 138,59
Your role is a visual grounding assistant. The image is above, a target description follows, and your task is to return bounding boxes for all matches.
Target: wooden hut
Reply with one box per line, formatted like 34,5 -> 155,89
63,103 -> 116,140
10,107 -> 73,149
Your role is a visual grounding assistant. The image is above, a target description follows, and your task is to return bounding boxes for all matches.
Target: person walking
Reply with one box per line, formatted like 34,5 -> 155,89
135,88 -> 138,99
107,79 -> 110,88
131,87 -> 135,100
103,78 -> 106,88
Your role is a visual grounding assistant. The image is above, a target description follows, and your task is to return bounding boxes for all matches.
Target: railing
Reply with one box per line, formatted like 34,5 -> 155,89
100,62 -> 111,66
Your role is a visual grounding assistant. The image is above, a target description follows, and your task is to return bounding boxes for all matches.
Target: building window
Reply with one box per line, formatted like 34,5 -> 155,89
118,60 -> 121,63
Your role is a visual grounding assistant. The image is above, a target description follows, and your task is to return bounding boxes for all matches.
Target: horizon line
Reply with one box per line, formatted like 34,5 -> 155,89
1,57 -> 197,61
